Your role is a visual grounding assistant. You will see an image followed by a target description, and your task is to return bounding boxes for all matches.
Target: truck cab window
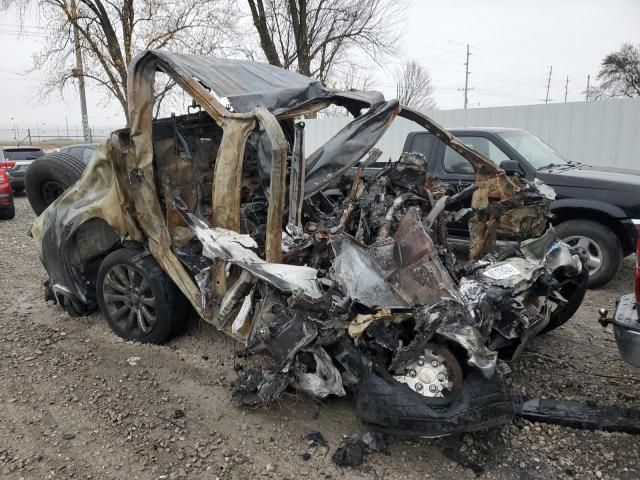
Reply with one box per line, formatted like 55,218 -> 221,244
408,133 -> 435,161
443,136 -> 510,174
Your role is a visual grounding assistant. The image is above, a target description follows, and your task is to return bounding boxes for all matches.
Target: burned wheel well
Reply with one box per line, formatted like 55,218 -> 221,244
68,218 -> 122,291
551,207 -> 633,254
68,218 -> 121,264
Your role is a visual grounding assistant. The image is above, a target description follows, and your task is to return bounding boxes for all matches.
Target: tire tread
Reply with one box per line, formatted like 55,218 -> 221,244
26,152 -> 87,215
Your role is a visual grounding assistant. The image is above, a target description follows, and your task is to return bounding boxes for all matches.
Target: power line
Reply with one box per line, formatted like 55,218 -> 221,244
470,66 -> 547,83
0,29 -> 47,37
405,40 -> 465,55
0,23 -> 46,30
0,67 -> 25,76
469,50 -> 548,76
474,88 -> 541,101
472,81 -> 546,91
408,56 -> 465,67
564,75 -> 569,103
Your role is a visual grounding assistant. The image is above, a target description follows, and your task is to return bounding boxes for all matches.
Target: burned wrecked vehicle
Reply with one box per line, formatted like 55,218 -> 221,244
31,50 -> 588,436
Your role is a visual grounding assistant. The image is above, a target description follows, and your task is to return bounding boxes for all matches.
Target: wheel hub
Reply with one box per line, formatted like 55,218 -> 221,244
102,264 -> 157,335
41,180 -> 66,206
563,235 -> 603,275
393,345 -> 463,398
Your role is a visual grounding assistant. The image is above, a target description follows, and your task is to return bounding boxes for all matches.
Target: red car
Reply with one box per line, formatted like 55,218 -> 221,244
0,168 -> 15,219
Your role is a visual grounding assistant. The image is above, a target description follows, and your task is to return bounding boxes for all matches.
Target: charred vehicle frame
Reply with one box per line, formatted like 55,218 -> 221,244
32,50 -> 588,436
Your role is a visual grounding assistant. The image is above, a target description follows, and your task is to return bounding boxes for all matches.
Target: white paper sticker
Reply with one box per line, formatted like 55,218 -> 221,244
482,263 -> 520,280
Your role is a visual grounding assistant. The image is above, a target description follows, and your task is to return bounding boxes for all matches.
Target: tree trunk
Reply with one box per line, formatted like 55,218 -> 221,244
247,0 -> 283,67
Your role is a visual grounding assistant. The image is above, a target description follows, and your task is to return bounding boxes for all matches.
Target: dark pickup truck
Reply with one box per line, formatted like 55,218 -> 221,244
402,127 -> 640,288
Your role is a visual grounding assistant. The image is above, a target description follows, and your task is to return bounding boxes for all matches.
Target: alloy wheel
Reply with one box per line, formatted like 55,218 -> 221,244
563,235 -> 603,276
102,264 -> 157,336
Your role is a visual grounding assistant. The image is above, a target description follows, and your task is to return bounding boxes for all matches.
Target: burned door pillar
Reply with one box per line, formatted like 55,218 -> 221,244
210,117 -> 256,296
209,106 -> 288,295
254,107 -> 288,263
127,53 -> 205,316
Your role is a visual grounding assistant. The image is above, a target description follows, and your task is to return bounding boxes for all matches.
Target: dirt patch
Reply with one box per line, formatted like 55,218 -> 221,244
1,195 -> 639,479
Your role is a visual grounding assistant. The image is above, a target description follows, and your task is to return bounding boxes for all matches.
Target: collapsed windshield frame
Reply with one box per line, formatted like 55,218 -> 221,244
497,131 -> 568,170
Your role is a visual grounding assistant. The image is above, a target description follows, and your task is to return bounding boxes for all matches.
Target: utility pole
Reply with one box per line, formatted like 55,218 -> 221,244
564,75 -> 569,103
10,117 -> 16,141
70,0 -> 91,142
544,65 -> 553,104
458,44 -> 473,110
586,74 -> 591,101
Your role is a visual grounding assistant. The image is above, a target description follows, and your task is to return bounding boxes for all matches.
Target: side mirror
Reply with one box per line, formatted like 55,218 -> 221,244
500,159 -> 522,176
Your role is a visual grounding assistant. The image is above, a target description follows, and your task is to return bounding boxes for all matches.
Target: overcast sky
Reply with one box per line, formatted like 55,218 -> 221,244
0,0 -> 639,133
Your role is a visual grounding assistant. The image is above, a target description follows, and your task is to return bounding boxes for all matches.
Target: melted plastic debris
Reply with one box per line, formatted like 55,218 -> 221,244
331,436 -> 366,467
301,428 -> 328,461
362,431 -> 387,452
293,347 -> 346,398
231,369 -> 289,408
331,432 -> 388,468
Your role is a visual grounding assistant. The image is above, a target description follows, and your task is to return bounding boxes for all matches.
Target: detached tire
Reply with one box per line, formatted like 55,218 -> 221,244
25,152 -> 86,215
556,219 -> 622,289
356,372 -> 514,437
541,265 -> 589,333
96,248 -> 187,344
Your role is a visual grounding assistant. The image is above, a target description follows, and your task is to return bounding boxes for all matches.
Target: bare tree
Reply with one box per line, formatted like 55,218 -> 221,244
5,0 -> 237,124
582,85 -> 605,101
394,60 -> 436,111
328,61 -> 375,91
245,0 -> 405,83
317,62 -> 375,117
597,43 -> 640,98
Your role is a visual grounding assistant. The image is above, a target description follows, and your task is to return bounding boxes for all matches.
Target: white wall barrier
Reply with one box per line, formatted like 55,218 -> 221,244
303,98 -> 640,170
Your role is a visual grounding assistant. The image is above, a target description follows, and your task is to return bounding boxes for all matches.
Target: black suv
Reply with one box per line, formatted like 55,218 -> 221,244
403,127 -> 640,288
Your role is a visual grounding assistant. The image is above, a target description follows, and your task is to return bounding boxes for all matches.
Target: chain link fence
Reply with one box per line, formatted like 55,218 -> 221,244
0,125 -> 114,147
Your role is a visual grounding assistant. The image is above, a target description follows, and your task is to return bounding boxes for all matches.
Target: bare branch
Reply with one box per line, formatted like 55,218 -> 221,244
9,0 -> 239,124
245,0 -> 406,83
394,60 -> 437,111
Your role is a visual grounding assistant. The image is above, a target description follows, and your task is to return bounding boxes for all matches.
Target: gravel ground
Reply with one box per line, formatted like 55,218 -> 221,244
1,195 -> 639,480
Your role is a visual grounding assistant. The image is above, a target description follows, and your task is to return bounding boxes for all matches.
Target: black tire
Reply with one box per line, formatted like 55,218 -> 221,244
96,247 -> 186,344
541,266 -> 589,333
555,219 -> 622,289
356,372 -> 514,437
25,152 -> 86,215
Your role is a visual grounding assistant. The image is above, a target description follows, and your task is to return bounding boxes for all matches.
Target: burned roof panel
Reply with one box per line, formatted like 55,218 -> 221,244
137,50 -> 383,115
